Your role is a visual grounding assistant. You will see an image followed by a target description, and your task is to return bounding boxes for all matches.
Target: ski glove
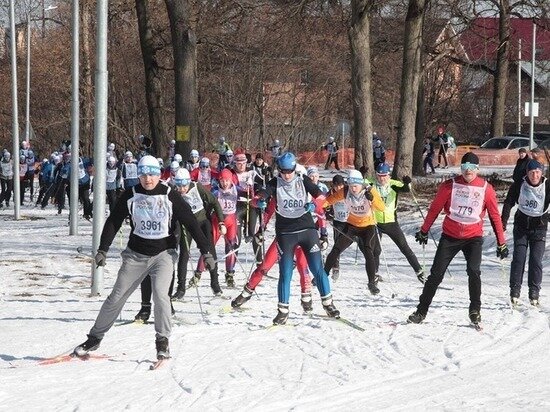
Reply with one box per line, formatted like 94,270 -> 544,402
256,199 -> 268,210
94,250 -> 107,268
253,231 -> 264,244
496,244 -> 509,259
219,222 -> 227,236
319,235 -> 329,251
304,202 -> 315,213
202,253 -> 216,271
415,230 -> 428,245
364,186 -> 374,201
402,176 -> 412,185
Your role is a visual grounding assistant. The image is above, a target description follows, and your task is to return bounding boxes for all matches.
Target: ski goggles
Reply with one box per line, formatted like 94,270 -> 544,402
279,168 -> 295,174
460,162 -> 479,172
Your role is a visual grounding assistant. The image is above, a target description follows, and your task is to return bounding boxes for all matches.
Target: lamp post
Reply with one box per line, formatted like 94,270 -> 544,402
24,4 -> 57,144
9,0 -> 20,220
529,21 -> 536,150
69,0 -> 80,235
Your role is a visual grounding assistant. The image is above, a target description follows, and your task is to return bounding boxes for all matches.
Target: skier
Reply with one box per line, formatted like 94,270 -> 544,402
25,149 -> 37,202
190,157 -> 218,191
409,152 -> 508,325
422,137 -> 436,175
105,156 -> 121,213
366,163 -> 425,282
373,139 -> 386,171
323,169 -> 385,294
231,196 -> 315,312
433,126 -> 450,168
120,151 -> 139,190
306,166 -> 329,194
18,155 -> 29,205
324,174 -> 348,280
215,136 -> 232,171
168,139 -> 176,162
512,148 -> 530,184
501,159 -> 549,307
73,156 -> 215,360
0,151 -> 14,207
255,152 -> 340,325
269,139 -> 282,169
323,136 -> 340,170
186,149 -> 200,172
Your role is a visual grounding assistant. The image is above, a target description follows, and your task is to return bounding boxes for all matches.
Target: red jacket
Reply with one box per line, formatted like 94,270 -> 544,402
421,175 -> 506,245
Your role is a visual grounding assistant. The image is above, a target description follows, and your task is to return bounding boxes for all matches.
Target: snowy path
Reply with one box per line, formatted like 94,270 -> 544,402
1,205 -> 549,410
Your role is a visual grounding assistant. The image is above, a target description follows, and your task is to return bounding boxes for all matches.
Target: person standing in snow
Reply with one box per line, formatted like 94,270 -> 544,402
366,163 -> 425,283
501,159 -> 549,307
73,156 -> 215,360
408,152 -> 508,325
255,152 -> 340,325
0,151 -> 14,207
323,136 -> 340,170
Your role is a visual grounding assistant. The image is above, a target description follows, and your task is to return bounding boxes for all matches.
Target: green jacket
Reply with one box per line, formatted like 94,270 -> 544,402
366,178 -> 410,223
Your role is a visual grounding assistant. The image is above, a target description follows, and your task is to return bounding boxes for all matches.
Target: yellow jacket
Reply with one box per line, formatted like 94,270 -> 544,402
324,186 -> 384,227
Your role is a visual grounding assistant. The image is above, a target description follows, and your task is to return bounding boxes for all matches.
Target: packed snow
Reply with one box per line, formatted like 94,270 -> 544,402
1,170 -> 549,411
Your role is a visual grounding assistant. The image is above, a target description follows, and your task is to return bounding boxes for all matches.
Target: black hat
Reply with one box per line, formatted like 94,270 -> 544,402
332,174 -> 345,185
255,153 -> 263,159
461,152 -> 479,165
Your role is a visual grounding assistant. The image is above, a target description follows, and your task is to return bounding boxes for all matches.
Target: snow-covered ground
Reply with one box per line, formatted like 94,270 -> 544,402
1,174 -> 549,411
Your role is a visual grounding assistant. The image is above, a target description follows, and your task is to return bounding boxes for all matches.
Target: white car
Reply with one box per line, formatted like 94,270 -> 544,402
479,136 -> 535,150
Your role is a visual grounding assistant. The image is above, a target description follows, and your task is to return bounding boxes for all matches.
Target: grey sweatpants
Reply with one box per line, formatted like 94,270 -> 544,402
90,247 -> 177,340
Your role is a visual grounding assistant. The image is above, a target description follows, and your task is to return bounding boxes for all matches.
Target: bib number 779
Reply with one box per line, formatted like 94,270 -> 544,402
457,205 -> 473,215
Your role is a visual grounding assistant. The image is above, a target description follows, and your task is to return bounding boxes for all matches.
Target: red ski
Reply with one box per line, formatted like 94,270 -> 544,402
38,353 -> 110,366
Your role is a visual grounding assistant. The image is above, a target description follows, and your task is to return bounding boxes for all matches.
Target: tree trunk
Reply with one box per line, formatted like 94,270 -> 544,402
135,0 -> 167,159
81,0 -> 94,155
393,0 -> 426,179
490,0 -> 510,138
413,78 -> 426,176
349,0 -> 375,174
164,0 -> 197,159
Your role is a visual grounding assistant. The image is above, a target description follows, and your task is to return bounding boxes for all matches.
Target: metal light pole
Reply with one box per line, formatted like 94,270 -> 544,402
91,0 -> 109,295
69,0 -> 80,235
9,0 -> 20,220
529,21 -> 536,150
517,39 -> 522,134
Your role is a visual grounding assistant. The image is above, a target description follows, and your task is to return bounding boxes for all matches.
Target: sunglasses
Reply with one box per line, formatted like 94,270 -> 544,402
460,163 -> 478,171
279,168 -> 295,174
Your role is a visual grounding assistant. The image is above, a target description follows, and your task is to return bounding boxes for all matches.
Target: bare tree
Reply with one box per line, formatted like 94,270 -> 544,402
393,0 -> 427,178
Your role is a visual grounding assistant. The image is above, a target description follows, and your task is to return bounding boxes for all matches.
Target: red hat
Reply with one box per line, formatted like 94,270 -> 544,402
234,150 -> 247,162
219,169 -> 233,181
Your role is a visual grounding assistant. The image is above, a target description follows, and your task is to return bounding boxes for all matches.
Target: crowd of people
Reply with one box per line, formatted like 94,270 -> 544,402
0,132 -> 545,361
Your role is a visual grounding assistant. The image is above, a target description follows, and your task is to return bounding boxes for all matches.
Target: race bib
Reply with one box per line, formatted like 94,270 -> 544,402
518,179 -> 546,217
129,190 -> 172,239
277,176 -> 307,219
182,184 -> 204,214
218,186 -> 238,215
448,180 -> 486,224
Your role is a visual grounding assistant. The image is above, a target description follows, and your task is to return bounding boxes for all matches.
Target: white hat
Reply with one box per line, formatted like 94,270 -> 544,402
174,168 -> 191,186
170,161 -> 180,172
190,149 -> 199,158
173,154 -> 183,163
137,155 -> 161,176
348,169 -> 364,185
307,166 -> 319,176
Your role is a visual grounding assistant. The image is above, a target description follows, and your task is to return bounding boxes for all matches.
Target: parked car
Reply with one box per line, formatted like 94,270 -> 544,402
479,136 -> 535,150
537,139 -> 550,150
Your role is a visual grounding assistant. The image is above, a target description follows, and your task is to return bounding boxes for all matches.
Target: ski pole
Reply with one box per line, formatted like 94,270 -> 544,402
194,280 -> 207,323
304,145 -> 322,165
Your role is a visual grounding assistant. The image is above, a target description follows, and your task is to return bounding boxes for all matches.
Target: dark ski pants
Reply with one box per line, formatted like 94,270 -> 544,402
437,145 -> 448,167
510,225 -> 546,300
376,222 -> 422,274
236,202 -> 260,261
277,228 -> 331,304
324,154 -> 340,170
331,220 -> 347,271
90,248 -> 177,340
0,178 -> 13,205
417,234 -> 483,314
325,223 -> 380,283
423,156 -> 435,173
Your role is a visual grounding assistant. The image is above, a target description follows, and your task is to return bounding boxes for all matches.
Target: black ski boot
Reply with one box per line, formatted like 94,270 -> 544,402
407,310 -> 426,324
322,296 -> 340,318
155,337 -> 170,359
171,287 -> 186,301
231,286 -> 253,308
73,334 -> 102,357
211,279 -> 223,296
331,268 -> 340,281
469,310 -> 481,324
134,303 -> 151,323
301,292 -> 313,314
368,281 -> 380,295
273,303 -> 290,325
188,271 -> 202,288
225,271 -> 236,288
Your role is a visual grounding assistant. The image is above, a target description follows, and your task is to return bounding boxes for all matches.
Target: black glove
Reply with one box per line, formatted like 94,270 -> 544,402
202,253 -> 216,270
365,186 -> 374,201
254,230 -> 264,244
94,250 -> 107,267
497,244 -> 509,259
402,176 -> 412,185
415,230 -> 428,245
319,235 -> 328,251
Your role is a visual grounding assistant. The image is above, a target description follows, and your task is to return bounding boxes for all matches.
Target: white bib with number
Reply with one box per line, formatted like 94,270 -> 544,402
345,190 -> 371,218
449,180 -> 486,224
182,184 -> 204,215
1,161 -> 13,178
518,179 -> 546,217
217,186 -> 238,215
198,169 -> 211,187
106,168 -> 118,183
78,159 -> 86,179
277,176 -> 307,219
124,162 -> 138,179
333,200 -> 349,222
128,189 -> 172,239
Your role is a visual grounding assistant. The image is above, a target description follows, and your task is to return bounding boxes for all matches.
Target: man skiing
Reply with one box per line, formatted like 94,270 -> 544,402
323,136 -> 340,170
501,159 -> 549,307
408,152 -> 507,325
73,156 -> 215,360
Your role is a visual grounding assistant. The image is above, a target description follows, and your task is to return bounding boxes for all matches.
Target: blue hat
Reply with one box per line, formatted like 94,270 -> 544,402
527,159 -> 543,171
376,163 -> 391,175
277,152 -> 296,171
